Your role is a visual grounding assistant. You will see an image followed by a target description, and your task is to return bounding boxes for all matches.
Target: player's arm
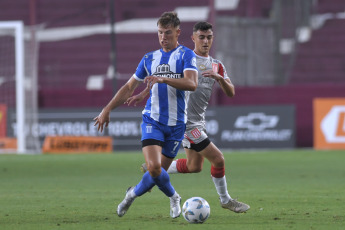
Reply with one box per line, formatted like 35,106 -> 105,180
126,85 -> 150,106
217,77 -> 235,97
145,70 -> 198,91
202,61 -> 235,97
202,69 -> 235,97
94,77 -> 141,132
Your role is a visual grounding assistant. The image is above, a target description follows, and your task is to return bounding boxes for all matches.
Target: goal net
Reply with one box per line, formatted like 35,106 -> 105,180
0,21 -> 40,153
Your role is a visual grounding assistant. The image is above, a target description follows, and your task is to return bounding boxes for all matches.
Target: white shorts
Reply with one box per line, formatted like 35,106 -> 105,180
182,126 -> 208,149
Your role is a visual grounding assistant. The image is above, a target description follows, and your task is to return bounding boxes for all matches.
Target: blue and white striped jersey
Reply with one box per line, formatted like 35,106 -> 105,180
133,45 -> 197,126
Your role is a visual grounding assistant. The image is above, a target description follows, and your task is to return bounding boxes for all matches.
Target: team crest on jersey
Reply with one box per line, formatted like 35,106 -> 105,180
199,64 -> 206,70
190,128 -> 202,139
153,64 -> 182,79
146,124 -> 152,133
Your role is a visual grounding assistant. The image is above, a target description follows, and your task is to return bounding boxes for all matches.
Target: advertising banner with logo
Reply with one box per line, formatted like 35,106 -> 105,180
42,136 -> 112,153
7,108 -> 143,151
313,98 -> 345,150
7,106 -> 295,151
206,105 -> 295,149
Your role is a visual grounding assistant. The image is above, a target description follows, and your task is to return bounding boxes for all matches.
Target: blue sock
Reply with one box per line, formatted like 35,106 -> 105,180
134,171 -> 155,196
152,167 -> 175,197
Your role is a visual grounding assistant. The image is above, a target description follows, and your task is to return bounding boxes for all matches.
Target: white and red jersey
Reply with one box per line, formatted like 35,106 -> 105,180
182,53 -> 230,147
186,53 -> 230,129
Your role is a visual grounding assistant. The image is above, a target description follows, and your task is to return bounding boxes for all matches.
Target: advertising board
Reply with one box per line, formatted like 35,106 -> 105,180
7,106 -> 295,151
313,98 -> 345,150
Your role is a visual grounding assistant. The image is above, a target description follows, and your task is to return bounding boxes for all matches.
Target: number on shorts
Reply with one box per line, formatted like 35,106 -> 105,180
172,141 -> 179,152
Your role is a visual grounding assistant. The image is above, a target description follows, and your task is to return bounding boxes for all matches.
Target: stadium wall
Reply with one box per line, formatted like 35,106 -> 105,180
38,82 -> 345,148
217,84 -> 345,148
1,0 -> 344,149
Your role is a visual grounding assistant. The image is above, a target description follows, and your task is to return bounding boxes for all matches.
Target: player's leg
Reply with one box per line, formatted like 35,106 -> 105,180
142,144 -> 163,177
165,130 -> 206,174
118,142 -> 180,218
161,152 -> 174,171
134,143 -> 163,196
134,116 -> 170,196
117,143 -> 161,217
199,142 -> 250,213
159,153 -> 182,217
118,115 -> 180,218
141,144 -> 176,197
159,125 -> 187,218
198,141 -> 228,201
179,148 -> 204,173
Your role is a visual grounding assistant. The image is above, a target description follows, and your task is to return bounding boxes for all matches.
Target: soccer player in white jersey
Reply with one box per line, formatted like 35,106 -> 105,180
127,21 -> 250,213
94,12 -> 198,218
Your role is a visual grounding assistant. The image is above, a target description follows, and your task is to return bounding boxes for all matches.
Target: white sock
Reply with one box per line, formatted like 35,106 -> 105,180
212,176 -> 231,204
167,160 -> 179,174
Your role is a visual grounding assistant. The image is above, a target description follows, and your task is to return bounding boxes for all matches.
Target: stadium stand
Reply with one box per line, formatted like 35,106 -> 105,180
216,0 -> 273,18
0,0 -> 344,148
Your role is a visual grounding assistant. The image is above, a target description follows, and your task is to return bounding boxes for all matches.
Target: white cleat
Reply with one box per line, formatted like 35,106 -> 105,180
117,187 -> 135,217
221,199 -> 250,213
169,193 -> 181,218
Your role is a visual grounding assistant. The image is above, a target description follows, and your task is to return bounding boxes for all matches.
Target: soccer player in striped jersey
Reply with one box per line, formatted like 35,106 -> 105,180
94,12 -> 198,218
127,22 -> 250,213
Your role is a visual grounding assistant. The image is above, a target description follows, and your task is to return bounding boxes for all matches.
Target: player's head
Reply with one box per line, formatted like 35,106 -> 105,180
192,21 -> 214,57
157,11 -> 181,52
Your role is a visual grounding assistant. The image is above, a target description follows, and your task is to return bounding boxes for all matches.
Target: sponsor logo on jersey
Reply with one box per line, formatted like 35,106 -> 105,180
153,64 -> 182,79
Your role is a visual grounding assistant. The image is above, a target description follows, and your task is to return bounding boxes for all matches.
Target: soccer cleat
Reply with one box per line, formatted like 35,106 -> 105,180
221,199 -> 250,213
117,187 -> 135,217
140,163 -> 148,173
170,193 -> 182,218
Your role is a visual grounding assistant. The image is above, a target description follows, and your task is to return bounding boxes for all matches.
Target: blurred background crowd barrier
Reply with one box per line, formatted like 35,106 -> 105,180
0,0 -> 344,152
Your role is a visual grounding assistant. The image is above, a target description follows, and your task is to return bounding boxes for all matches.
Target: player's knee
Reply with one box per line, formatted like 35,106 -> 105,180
147,163 -> 161,177
212,155 -> 225,168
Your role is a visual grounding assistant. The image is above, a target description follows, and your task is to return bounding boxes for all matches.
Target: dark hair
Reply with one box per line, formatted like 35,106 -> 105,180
157,11 -> 180,28
193,21 -> 213,32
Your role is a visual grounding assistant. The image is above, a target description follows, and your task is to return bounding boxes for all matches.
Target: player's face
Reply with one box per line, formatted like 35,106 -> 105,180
192,29 -> 213,57
158,24 -> 181,52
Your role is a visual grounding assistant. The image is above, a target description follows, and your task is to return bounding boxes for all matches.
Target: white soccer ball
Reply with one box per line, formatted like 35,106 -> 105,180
182,197 -> 210,224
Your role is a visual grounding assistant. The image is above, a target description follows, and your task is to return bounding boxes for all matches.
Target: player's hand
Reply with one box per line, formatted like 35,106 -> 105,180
126,94 -> 144,106
202,70 -> 222,81
144,76 -> 163,89
93,108 -> 110,133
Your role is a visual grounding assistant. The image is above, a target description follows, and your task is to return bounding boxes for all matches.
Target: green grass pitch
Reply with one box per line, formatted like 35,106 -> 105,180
0,149 -> 344,230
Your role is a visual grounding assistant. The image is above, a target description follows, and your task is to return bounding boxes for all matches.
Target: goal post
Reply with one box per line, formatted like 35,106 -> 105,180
0,21 -> 40,154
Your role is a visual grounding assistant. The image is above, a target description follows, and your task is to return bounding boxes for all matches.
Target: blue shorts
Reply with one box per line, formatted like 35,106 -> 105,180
141,114 -> 186,158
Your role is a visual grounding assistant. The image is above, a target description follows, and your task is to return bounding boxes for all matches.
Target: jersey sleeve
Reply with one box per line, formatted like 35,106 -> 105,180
218,61 -> 230,80
133,55 -> 148,81
183,49 -> 198,72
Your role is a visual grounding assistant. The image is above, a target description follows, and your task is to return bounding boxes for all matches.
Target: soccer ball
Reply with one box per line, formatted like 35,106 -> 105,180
182,197 -> 210,224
